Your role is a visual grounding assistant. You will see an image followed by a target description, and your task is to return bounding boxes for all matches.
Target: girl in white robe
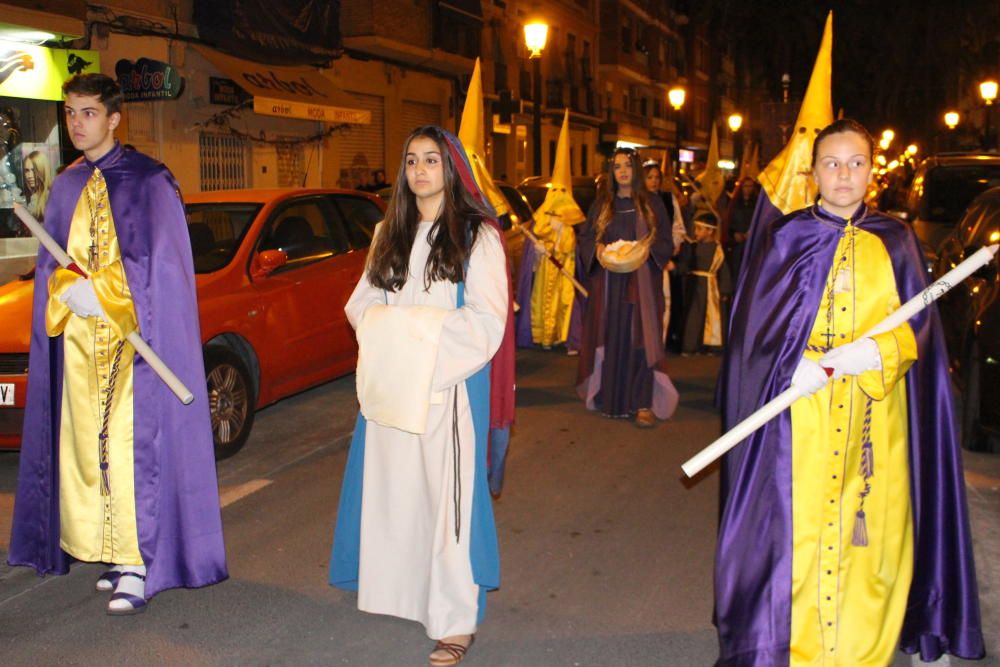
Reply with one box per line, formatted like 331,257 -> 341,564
330,126 -> 509,667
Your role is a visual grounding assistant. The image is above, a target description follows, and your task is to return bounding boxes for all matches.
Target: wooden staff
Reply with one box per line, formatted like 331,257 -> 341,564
516,217 -> 589,298
681,243 -> 999,478
13,203 -> 195,405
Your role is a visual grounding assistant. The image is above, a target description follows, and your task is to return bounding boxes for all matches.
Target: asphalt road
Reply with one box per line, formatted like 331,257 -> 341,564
0,350 -> 997,666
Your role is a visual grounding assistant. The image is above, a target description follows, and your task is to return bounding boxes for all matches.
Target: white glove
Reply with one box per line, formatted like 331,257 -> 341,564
59,279 -> 106,320
820,337 -> 882,380
791,358 -> 830,395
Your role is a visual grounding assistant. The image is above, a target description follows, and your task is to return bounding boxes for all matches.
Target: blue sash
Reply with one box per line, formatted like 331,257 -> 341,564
328,281 -> 500,623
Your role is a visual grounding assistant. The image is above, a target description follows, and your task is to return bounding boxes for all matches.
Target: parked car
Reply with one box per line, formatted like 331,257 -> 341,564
517,175 -> 599,215
932,186 -> 1000,453
0,188 -> 385,459
896,153 -> 1000,261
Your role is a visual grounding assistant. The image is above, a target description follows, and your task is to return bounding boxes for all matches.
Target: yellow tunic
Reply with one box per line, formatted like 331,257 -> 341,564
789,221 -> 917,666
529,216 -> 577,347
45,168 -> 142,565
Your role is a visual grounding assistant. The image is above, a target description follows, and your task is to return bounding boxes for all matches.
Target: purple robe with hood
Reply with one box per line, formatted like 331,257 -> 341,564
715,203 -> 984,665
8,142 -> 228,599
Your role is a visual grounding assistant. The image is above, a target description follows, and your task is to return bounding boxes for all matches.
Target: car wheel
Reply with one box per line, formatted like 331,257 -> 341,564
960,341 -> 985,452
205,345 -> 255,460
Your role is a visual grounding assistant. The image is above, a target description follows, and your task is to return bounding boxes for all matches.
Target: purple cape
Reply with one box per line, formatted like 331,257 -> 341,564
715,204 -> 984,664
8,142 -> 228,599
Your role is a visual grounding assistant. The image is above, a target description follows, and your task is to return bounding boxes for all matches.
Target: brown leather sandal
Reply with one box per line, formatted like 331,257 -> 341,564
429,635 -> 475,666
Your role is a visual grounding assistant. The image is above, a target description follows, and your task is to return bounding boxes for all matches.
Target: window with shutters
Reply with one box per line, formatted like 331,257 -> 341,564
199,133 -> 249,191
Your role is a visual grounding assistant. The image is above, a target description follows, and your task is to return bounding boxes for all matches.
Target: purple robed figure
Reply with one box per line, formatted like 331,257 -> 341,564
715,203 -> 984,665
576,194 -> 679,420
8,142 -> 228,599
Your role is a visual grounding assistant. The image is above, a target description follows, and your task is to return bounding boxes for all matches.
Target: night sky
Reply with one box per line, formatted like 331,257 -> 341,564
694,0 -> 999,145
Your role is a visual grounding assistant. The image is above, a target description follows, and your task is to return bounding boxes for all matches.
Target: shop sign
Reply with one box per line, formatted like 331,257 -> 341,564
0,40 -> 101,101
115,58 -> 183,101
209,77 -> 250,106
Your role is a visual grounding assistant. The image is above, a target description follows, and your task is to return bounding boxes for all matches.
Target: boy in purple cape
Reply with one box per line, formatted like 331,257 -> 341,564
716,119 -> 983,665
8,74 -> 227,614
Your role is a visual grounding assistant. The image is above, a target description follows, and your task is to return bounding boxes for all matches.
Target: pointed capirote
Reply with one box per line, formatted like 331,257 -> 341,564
533,108 -> 585,226
696,122 -> 725,211
457,57 -> 510,216
758,10 -> 834,215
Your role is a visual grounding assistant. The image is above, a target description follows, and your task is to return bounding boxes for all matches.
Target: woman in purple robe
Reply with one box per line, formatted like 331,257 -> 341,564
576,148 -> 678,427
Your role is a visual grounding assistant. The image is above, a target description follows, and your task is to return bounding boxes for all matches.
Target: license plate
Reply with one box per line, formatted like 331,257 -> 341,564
0,383 -> 13,406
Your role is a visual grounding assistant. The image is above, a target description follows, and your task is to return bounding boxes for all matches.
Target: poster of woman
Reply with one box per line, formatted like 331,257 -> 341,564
20,142 -> 58,223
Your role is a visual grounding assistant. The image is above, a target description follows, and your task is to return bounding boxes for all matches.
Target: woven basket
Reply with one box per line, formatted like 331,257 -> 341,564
598,234 -> 654,273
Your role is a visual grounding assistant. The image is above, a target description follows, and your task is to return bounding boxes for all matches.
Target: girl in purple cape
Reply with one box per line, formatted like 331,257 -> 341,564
715,119 -> 984,665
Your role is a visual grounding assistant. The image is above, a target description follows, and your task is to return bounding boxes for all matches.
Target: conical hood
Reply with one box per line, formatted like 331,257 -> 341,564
758,11 -> 834,214
696,122 -> 725,207
457,58 -> 510,216
533,109 -> 585,226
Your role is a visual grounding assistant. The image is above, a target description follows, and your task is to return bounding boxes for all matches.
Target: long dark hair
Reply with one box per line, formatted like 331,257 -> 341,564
366,126 -> 491,291
594,148 -> 655,243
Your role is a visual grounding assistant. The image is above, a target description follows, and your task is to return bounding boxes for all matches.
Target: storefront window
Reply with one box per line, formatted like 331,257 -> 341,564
1,97 -> 64,283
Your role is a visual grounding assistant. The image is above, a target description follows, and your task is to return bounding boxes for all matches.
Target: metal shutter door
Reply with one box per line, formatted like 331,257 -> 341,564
339,93 -> 385,188
400,100 -> 442,135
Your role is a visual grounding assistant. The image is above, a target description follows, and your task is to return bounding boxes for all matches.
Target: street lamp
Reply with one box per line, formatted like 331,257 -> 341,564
944,111 -> 960,129
524,22 -> 548,176
727,113 -> 743,168
668,86 -> 686,171
980,79 -> 997,150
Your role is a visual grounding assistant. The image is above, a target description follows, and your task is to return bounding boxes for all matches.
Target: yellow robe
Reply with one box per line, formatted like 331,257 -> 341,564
529,216 -> 576,347
789,222 -> 917,666
45,168 -> 142,565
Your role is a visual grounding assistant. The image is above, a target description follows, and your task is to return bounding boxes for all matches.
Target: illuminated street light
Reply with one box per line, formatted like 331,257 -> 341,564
980,80 -> 998,105
980,79 -> 998,150
524,21 -> 549,175
875,154 -> 887,166
727,113 -> 743,132
523,22 -> 548,58
878,137 -> 891,151
668,87 -> 686,111
905,144 -> 918,156
944,111 -> 960,129
881,129 -> 895,142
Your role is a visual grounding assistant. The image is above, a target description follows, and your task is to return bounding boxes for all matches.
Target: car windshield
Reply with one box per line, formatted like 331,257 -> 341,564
921,164 -> 1000,224
498,185 -> 534,229
185,203 -> 261,273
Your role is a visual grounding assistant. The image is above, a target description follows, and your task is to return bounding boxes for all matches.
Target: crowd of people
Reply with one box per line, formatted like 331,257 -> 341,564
7,72 -> 984,667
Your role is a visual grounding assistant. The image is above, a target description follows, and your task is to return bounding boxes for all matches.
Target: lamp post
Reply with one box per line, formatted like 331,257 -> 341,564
728,112 -> 743,169
524,22 -> 548,176
944,110 -> 960,151
668,86 -> 686,172
980,79 -> 997,150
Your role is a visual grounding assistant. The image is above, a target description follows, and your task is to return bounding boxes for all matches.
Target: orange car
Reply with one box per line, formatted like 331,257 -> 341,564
0,188 -> 384,458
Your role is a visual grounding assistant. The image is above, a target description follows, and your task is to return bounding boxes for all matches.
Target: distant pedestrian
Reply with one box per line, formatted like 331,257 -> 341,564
720,176 -> 759,276
678,212 -> 730,355
330,125 -> 514,666
371,168 -> 389,191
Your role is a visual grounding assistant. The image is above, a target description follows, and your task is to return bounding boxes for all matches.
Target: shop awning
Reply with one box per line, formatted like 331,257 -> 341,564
196,47 -> 370,124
